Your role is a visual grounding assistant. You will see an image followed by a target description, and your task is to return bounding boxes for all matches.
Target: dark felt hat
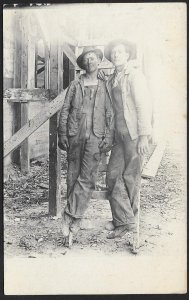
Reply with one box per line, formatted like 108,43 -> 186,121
104,39 -> 137,62
77,46 -> 103,70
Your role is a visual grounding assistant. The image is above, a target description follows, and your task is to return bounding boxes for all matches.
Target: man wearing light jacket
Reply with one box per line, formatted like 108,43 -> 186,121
103,39 -> 153,252
58,46 -> 114,246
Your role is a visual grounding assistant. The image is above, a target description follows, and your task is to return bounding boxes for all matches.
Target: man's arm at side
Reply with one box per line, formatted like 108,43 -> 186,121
58,81 -> 75,150
130,69 -> 152,137
130,69 -> 153,155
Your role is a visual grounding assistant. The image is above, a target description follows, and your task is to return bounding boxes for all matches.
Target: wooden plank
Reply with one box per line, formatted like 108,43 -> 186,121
48,40 -> 62,216
20,13 -> 29,173
142,141 -> 166,178
58,43 -> 63,92
20,103 -> 30,172
63,52 -> 70,89
27,33 -> 36,89
12,11 -> 22,164
19,12 -> 37,172
13,11 -> 21,89
3,78 -> 14,89
32,12 -> 50,56
62,43 -> 78,68
37,66 -> 45,75
3,90 -> 67,158
4,88 -> 51,102
21,15 -> 28,89
45,46 -> 50,89
37,55 -> 45,63
68,45 -> 76,81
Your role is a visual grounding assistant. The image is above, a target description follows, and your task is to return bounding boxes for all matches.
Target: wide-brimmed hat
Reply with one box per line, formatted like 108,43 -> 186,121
104,39 -> 137,62
77,46 -> 103,70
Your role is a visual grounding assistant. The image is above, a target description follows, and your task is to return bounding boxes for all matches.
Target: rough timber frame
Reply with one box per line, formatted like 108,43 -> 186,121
4,10 -> 78,216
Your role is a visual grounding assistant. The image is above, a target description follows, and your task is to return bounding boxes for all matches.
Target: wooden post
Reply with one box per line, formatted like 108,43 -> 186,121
27,36 -> 36,89
20,13 -> 30,172
45,45 -> 50,89
13,12 -> 21,89
20,12 -> 36,173
69,45 -> 76,81
49,40 -> 63,216
63,52 -> 70,89
12,11 -> 22,164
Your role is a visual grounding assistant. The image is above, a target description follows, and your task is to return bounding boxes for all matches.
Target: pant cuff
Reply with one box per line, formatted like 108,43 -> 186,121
64,208 -> 83,219
113,220 -> 136,232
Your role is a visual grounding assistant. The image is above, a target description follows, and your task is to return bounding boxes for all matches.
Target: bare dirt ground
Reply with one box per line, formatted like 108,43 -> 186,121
4,133 -> 186,258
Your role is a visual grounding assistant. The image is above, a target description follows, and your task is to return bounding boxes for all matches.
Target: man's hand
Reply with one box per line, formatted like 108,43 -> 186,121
97,70 -> 109,81
137,135 -> 149,155
58,135 -> 69,151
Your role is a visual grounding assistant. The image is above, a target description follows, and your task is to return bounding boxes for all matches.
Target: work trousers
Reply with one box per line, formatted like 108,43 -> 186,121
106,132 -> 143,232
64,131 -> 102,219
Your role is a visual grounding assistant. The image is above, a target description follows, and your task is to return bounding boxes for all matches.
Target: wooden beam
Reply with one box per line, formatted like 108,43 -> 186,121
58,43 -> 63,92
3,90 -> 67,158
27,33 -> 36,89
37,55 -> 45,63
62,43 -> 78,68
20,14 -> 28,89
63,52 -> 70,89
4,88 -> 51,102
142,141 -> 166,178
48,40 -> 62,216
20,103 -> 30,172
45,45 -> 50,89
13,11 -> 22,164
20,13 -> 29,173
13,11 -> 22,89
37,66 -> 45,75
33,11 -> 50,56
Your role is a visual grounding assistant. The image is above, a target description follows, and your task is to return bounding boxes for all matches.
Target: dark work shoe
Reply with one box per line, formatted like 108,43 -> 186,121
70,218 -> 81,235
107,225 -> 129,239
105,221 -> 115,231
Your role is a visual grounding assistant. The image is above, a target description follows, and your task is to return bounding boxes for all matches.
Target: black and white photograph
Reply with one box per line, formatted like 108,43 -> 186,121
3,2 -> 187,295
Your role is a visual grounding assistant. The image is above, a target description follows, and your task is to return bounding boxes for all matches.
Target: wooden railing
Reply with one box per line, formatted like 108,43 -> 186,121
4,88 -> 67,158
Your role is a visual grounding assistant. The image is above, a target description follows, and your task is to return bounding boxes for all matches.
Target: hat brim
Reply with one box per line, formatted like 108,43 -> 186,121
104,39 -> 137,62
77,49 -> 103,70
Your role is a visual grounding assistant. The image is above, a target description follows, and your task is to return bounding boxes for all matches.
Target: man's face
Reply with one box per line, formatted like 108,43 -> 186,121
82,52 -> 100,73
110,44 -> 130,67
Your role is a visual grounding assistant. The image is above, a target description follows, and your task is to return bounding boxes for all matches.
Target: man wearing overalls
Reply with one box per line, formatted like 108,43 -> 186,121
104,40 -> 152,253
58,47 -> 114,246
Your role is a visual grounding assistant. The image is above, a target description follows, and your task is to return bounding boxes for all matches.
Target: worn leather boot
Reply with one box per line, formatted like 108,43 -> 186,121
105,221 -> 115,231
107,225 -> 128,239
